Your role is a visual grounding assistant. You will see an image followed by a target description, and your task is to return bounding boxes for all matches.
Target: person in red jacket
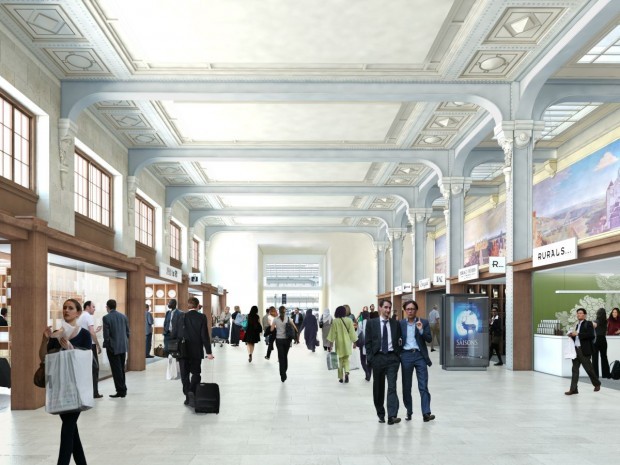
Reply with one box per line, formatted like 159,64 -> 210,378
607,308 -> 620,336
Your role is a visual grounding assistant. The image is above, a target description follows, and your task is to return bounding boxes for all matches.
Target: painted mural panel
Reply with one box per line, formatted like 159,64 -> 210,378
463,204 -> 506,267
434,233 -> 446,274
533,138 -> 620,245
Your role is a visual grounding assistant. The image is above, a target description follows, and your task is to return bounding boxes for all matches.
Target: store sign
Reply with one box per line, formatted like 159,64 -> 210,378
418,278 -> 431,290
189,273 -> 202,285
533,237 -> 578,267
458,264 -> 479,282
394,285 -> 403,295
489,256 -> 506,273
159,263 -> 182,283
403,283 -> 412,292
433,273 -> 446,286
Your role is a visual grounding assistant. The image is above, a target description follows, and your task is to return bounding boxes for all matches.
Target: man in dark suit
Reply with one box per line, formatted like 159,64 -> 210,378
400,300 -> 435,422
163,299 -> 181,354
173,297 -> 214,406
566,307 -> 601,395
102,299 -> 130,398
364,299 -> 402,424
292,308 -> 304,344
0,307 -> 8,326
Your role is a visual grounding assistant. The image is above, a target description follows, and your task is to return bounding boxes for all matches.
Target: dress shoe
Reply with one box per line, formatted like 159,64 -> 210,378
405,413 -> 412,421
344,373 -> 349,383
594,384 -> 601,392
388,417 -> 401,425
109,393 -> 126,398
378,417 -> 386,423
564,390 -> 578,395
264,356 -> 270,360
494,362 -> 504,366
423,413 -> 436,422
338,378 -> 343,383
93,394 -> 103,399
187,392 -> 195,407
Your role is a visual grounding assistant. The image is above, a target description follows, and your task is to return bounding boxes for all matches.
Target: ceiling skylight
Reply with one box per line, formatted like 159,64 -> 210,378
470,162 -> 505,181
540,102 -> 602,140
578,25 -> 620,64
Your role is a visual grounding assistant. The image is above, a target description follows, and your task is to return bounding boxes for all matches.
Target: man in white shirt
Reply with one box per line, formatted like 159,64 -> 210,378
79,300 -> 102,398
428,305 -> 440,352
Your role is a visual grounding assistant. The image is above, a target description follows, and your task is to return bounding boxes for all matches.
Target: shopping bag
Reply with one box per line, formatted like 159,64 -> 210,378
166,355 -> 181,380
326,352 -> 338,370
348,353 -> 360,371
45,349 -> 94,414
563,338 -> 576,360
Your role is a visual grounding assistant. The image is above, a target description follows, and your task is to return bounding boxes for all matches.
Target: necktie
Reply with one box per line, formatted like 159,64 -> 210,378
381,320 -> 389,353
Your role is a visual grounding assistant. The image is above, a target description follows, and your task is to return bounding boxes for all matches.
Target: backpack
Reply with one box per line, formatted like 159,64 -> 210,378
611,360 -> 620,380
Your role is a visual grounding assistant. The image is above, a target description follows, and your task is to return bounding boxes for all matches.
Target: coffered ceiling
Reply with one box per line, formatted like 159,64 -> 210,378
1,0 -> 618,238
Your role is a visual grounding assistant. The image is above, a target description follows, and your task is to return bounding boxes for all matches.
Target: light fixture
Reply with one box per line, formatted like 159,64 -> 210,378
554,290 -> 620,294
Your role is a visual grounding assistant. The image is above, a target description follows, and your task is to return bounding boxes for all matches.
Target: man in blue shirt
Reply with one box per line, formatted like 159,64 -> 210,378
399,300 -> 435,422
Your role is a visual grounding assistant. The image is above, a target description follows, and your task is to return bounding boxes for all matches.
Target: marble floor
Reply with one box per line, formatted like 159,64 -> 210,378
0,342 -> 618,465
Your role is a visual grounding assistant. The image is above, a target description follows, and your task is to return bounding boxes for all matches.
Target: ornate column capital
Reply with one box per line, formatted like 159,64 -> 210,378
494,120 -> 545,191
58,119 -> 78,190
374,240 -> 389,253
388,228 -> 407,242
438,177 -> 472,199
407,208 -> 433,224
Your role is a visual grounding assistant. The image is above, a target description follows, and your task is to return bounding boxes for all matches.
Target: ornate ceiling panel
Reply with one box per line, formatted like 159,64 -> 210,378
218,195 -> 356,209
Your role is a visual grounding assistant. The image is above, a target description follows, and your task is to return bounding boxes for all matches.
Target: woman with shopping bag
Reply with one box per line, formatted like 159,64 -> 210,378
38,298 -> 92,465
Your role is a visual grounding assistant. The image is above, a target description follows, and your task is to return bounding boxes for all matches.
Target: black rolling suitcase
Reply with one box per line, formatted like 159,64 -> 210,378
195,382 -> 219,414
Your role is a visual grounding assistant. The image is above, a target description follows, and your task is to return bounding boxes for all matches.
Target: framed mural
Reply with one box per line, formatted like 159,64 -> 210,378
463,205 -> 506,267
533,138 -> 620,245
434,233 -> 446,274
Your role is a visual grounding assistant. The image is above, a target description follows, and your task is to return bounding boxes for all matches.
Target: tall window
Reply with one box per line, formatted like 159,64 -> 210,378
0,92 -> 32,189
192,238 -> 200,270
135,197 -> 154,247
74,152 -> 111,227
170,221 -> 181,261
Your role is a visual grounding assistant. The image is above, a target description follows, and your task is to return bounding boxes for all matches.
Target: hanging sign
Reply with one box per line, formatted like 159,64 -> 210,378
533,237 -> 578,267
403,283 -> 412,292
159,262 -> 182,283
433,273 -> 446,286
458,264 -> 479,282
189,273 -> 202,285
488,257 -> 506,273
418,278 -> 431,290
217,285 -> 224,296
394,286 -> 403,295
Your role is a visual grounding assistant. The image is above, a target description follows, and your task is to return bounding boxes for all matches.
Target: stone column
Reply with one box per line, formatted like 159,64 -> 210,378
438,177 -> 471,282
389,228 -> 406,291
409,208 -> 432,284
495,120 -> 544,370
185,226 -> 195,275
55,119 -> 78,234
374,241 -> 389,294
11,219 -> 48,409
126,176 -> 138,257
162,207 -> 172,264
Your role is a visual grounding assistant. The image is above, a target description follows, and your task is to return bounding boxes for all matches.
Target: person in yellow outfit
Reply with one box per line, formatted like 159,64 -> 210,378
327,305 -> 358,383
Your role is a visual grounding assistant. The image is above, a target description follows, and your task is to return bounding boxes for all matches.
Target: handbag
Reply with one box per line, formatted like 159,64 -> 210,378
169,315 -> 189,358
563,338 -> 577,359
285,320 -> 295,340
326,352 -> 338,370
34,363 -> 46,388
239,329 -> 246,340
166,354 -> 181,380
154,344 -> 165,357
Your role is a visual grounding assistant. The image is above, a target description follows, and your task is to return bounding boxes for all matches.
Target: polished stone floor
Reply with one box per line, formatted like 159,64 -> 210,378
0,342 -> 618,465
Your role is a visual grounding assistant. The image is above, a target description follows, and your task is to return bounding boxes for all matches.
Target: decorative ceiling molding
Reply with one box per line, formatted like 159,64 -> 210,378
461,51 -> 525,78
2,4 -> 84,41
484,8 -> 565,45
44,48 -> 111,75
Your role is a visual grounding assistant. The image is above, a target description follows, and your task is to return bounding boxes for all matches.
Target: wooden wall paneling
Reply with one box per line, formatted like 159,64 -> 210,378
513,270 -> 533,370
126,263 -> 146,371
178,276 -> 189,311
10,226 -> 47,409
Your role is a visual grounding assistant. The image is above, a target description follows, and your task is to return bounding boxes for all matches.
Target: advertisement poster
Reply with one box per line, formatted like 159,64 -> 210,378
442,294 -> 489,369
453,299 -> 485,359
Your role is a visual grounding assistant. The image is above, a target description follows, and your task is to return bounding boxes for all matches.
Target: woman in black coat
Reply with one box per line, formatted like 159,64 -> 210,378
593,307 -> 610,379
230,306 -> 241,346
299,309 -> 318,352
242,305 -> 262,362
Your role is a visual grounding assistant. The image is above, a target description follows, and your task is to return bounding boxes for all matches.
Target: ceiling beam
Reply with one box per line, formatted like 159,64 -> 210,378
166,184 -> 416,208
204,225 -> 383,242
61,80 -> 511,123
128,147 -> 449,176
190,208 -> 396,227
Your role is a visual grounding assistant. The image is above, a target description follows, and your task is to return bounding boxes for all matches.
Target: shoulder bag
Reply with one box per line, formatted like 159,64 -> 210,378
285,317 -> 296,340
169,315 -> 188,359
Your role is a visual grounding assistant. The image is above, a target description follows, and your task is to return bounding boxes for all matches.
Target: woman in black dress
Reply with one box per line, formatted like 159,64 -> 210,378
299,309 -> 318,352
242,305 -> 262,362
38,298 -> 92,465
593,307 -> 610,378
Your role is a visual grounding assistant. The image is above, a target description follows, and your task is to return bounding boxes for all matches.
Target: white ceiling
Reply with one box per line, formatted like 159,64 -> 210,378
1,0 -> 618,237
